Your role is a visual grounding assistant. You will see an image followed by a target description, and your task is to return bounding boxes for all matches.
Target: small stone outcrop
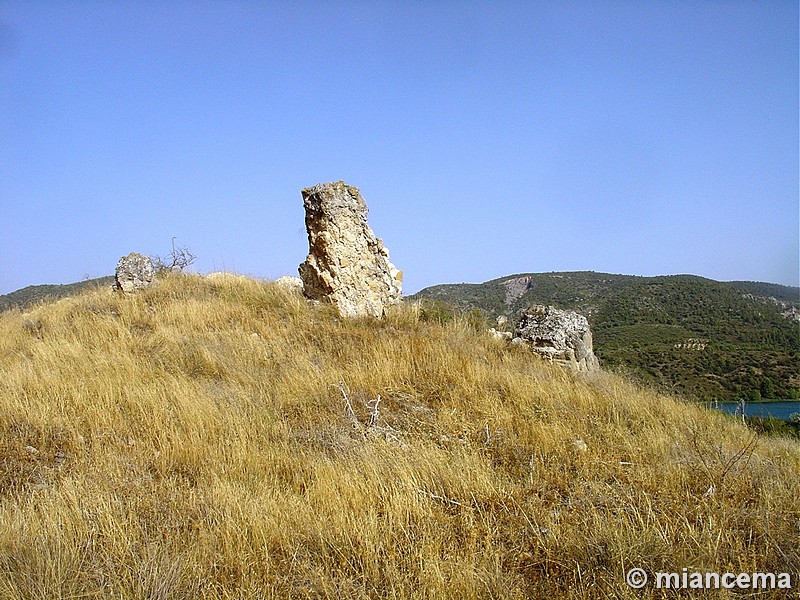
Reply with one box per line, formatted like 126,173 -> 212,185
206,272 -> 253,285
274,275 -> 304,294
114,253 -> 155,293
488,328 -> 513,341
298,181 -> 402,318
513,305 -> 599,372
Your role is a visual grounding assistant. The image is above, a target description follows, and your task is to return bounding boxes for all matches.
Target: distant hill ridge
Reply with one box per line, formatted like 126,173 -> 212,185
410,271 -> 800,402
0,276 -> 114,312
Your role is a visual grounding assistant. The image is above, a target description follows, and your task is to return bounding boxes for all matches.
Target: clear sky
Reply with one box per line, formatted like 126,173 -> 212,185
1,0 -> 798,295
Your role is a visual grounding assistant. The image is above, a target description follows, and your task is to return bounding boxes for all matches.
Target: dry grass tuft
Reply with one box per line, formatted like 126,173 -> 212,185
0,272 -> 797,598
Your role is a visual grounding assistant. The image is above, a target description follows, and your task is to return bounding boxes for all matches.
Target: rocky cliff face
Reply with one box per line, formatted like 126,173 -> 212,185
298,181 -> 402,318
502,276 -> 534,308
513,305 -> 599,372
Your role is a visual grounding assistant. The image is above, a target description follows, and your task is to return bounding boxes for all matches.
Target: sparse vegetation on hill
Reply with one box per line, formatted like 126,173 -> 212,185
411,272 -> 800,403
0,273 -> 798,598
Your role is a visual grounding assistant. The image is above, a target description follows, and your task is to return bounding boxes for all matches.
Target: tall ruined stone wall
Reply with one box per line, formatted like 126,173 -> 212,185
298,181 -> 402,318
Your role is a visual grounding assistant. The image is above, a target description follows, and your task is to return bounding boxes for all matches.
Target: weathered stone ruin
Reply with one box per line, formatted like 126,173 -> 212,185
298,181 -> 402,318
114,252 -> 155,293
513,305 -> 600,372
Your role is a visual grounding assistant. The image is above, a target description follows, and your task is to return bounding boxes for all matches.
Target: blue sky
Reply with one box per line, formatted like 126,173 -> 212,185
1,0 -> 797,295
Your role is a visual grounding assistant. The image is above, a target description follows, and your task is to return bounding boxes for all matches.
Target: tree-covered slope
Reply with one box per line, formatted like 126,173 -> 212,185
410,272 -> 800,402
0,276 -> 114,312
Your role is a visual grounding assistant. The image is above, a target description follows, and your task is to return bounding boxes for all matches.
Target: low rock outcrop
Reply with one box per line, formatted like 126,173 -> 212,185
114,253 -> 155,293
298,181 -> 402,318
513,305 -> 599,372
274,275 -> 303,294
488,328 -> 513,341
206,272 -> 251,283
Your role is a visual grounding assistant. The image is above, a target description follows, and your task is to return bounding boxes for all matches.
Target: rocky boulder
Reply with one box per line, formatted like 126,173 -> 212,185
513,305 -> 599,372
274,275 -> 304,294
298,181 -> 402,318
114,252 -> 155,293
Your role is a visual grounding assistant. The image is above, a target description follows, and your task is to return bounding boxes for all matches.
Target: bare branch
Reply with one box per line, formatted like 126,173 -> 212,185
367,395 -> 382,427
152,237 -> 197,273
339,382 -> 358,425
416,488 -> 463,507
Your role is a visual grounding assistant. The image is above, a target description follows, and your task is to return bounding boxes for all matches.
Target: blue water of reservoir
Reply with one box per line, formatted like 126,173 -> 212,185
712,401 -> 800,421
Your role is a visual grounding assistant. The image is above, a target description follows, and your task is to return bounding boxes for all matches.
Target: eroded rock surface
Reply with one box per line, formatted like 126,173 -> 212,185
513,305 -> 599,372
502,276 -> 534,307
298,181 -> 402,318
114,253 -> 155,293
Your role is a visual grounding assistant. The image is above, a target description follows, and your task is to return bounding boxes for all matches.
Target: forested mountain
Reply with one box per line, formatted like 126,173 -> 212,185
0,277 -> 114,312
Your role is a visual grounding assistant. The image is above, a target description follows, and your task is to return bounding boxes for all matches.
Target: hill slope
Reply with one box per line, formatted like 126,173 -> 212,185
0,273 -> 798,598
410,272 -> 800,402
0,276 -> 114,312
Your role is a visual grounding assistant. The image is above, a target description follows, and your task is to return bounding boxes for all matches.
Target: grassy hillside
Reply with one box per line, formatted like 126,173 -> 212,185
1,273 -> 798,598
410,272 -> 800,402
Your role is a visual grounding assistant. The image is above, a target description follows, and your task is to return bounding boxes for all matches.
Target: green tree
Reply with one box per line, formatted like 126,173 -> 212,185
746,388 -> 762,403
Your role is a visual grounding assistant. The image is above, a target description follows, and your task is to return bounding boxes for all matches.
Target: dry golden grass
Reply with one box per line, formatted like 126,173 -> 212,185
0,272 -> 797,599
